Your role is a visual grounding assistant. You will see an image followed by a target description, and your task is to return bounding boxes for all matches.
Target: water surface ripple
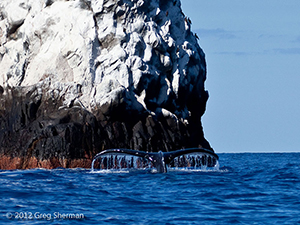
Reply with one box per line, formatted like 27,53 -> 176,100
1,153 -> 299,224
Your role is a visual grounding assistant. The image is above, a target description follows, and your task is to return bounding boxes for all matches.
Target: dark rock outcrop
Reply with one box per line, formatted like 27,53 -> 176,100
0,84 -> 211,169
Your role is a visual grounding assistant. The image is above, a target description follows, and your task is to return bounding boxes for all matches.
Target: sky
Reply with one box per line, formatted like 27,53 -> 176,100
180,0 -> 300,153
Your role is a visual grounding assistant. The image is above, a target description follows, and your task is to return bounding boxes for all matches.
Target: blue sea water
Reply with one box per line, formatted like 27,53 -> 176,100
0,153 -> 300,225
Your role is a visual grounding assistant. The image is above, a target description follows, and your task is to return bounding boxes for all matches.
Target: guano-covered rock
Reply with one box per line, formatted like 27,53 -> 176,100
0,0 -> 213,169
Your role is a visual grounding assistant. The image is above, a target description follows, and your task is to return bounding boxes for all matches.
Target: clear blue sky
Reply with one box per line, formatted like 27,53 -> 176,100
181,0 -> 300,153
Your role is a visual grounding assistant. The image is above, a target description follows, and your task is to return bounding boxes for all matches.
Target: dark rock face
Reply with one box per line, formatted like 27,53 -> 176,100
0,85 -> 211,169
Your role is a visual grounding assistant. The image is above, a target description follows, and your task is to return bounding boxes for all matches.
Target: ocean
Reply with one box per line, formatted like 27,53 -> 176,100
1,153 -> 299,224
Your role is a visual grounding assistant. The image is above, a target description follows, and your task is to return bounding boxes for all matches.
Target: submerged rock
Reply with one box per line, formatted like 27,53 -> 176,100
0,0 -> 213,169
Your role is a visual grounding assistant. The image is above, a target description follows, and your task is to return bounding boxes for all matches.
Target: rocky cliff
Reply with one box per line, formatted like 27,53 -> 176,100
0,0 -> 213,169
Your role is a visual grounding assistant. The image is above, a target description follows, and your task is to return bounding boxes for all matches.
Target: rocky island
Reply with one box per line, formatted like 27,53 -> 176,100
0,0 -> 213,169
